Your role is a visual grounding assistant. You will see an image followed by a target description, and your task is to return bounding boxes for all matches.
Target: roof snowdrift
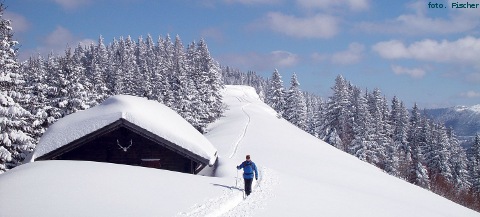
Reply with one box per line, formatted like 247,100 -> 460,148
30,95 -> 217,166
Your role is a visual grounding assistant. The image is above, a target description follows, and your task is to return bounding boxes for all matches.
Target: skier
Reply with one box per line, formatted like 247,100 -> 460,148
236,154 -> 258,196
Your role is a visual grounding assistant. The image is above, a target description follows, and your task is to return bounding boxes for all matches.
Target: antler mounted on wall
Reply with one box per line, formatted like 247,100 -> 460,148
117,139 -> 133,152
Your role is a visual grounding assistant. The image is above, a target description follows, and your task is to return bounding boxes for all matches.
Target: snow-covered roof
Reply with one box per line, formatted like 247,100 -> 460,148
31,95 -> 217,166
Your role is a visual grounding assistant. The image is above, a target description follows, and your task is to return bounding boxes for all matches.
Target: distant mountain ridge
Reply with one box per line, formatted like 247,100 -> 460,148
425,104 -> 480,139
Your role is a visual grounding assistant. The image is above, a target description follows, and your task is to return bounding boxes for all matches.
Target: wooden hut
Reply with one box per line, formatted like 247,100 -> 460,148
31,95 -> 217,174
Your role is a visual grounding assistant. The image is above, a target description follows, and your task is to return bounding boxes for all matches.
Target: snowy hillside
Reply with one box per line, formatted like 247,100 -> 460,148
1,85 -> 479,217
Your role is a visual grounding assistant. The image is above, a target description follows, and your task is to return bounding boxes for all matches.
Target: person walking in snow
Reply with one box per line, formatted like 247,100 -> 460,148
237,154 -> 258,196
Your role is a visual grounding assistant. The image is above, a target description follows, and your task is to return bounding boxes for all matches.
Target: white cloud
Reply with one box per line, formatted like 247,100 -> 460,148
270,50 -> 299,67
372,36 -> 480,66
52,0 -> 91,10
391,65 -> 426,79
218,50 -> 299,71
264,12 -> 339,38
297,0 -> 369,11
357,0 -> 480,36
201,27 -> 225,43
311,52 -> 327,62
4,12 -> 30,33
18,26 -> 95,60
312,42 -> 365,65
44,26 -> 76,47
460,90 -> 480,98
331,42 -> 365,65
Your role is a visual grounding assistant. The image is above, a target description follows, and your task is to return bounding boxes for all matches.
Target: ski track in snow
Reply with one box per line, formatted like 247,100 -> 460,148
176,166 -> 278,217
177,94 -> 278,217
228,96 -> 251,159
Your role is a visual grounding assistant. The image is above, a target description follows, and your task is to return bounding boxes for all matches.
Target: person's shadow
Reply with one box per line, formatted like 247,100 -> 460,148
211,183 -> 243,191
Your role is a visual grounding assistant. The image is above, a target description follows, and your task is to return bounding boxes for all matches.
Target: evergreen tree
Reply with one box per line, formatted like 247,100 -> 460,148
90,35 -> 109,102
135,36 -> 152,98
171,35 -> 194,124
151,35 -> 170,103
470,134 -> 480,194
192,38 -> 224,126
144,34 -> 158,100
314,98 -> 327,139
160,35 -> 175,107
349,86 -> 376,162
22,55 -> 53,142
284,73 -> 307,130
186,41 -> 208,130
0,4 -> 35,172
405,103 -> 430,187
266,69 -> 285,117
109,38 -> 125,95
429,123 -> 453,183
388,97 -> 409,176
53,48 -> 90,116
447,128 -> 470,191
304,93 -> 320,136
409,142 -> 431,189
120,36 -> 137,95
325,75 -> 352,151
367,88 -> 388,167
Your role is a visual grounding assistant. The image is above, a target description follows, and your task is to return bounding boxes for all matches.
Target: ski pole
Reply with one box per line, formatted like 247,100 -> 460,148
257,177 -> 262,191
235,169 -> 239,188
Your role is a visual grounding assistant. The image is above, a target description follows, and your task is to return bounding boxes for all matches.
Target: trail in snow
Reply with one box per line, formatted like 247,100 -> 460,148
228,96 -> 251,159
176,167 -> 278,217
177,94 -> 278,217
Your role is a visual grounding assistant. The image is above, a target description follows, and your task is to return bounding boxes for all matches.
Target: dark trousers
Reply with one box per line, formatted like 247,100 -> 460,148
244,178 -> 253,196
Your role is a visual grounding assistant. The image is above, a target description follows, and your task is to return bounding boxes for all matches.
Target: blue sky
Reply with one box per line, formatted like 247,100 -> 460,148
5,0 -> 480,108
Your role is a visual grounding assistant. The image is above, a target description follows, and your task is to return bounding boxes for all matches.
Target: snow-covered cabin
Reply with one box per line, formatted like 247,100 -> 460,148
29,95 -> 217,174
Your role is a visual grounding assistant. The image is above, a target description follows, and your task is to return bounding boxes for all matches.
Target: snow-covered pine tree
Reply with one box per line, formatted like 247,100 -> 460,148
284,73 -> 307,130
90,35 -> 110,103
57,48 -> 91,116
469,134 -> 480,195
325,75 -> 353,151
194,38 -> 224,124
404,103 -> 421,178
135,36 -> 152,98
313,98 -> 327,139
75,43 -> 99,108
21,55 -> 54,142
420,120 -> 453,194
150,35 -> 170,103
367,88 -> 388,167
404,103 -> 430,188
186,41 -> 208,131
388,96 -> 409,177
109,38 -> 125,95
0,3 -> 35,172
266,69 -> 285,117
120,36 -> 137,96
304,93 -> 320,136
349,86 -> 376,162
447,128 -> 471,191
171,35 -> 196,127
144,34 -> 158,100
159,35 -> 175,107
435,124 -> 453,178
409,142 -> 431,189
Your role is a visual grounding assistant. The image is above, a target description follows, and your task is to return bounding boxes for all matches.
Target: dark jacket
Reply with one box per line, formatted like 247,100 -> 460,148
237,160 -> 258,179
